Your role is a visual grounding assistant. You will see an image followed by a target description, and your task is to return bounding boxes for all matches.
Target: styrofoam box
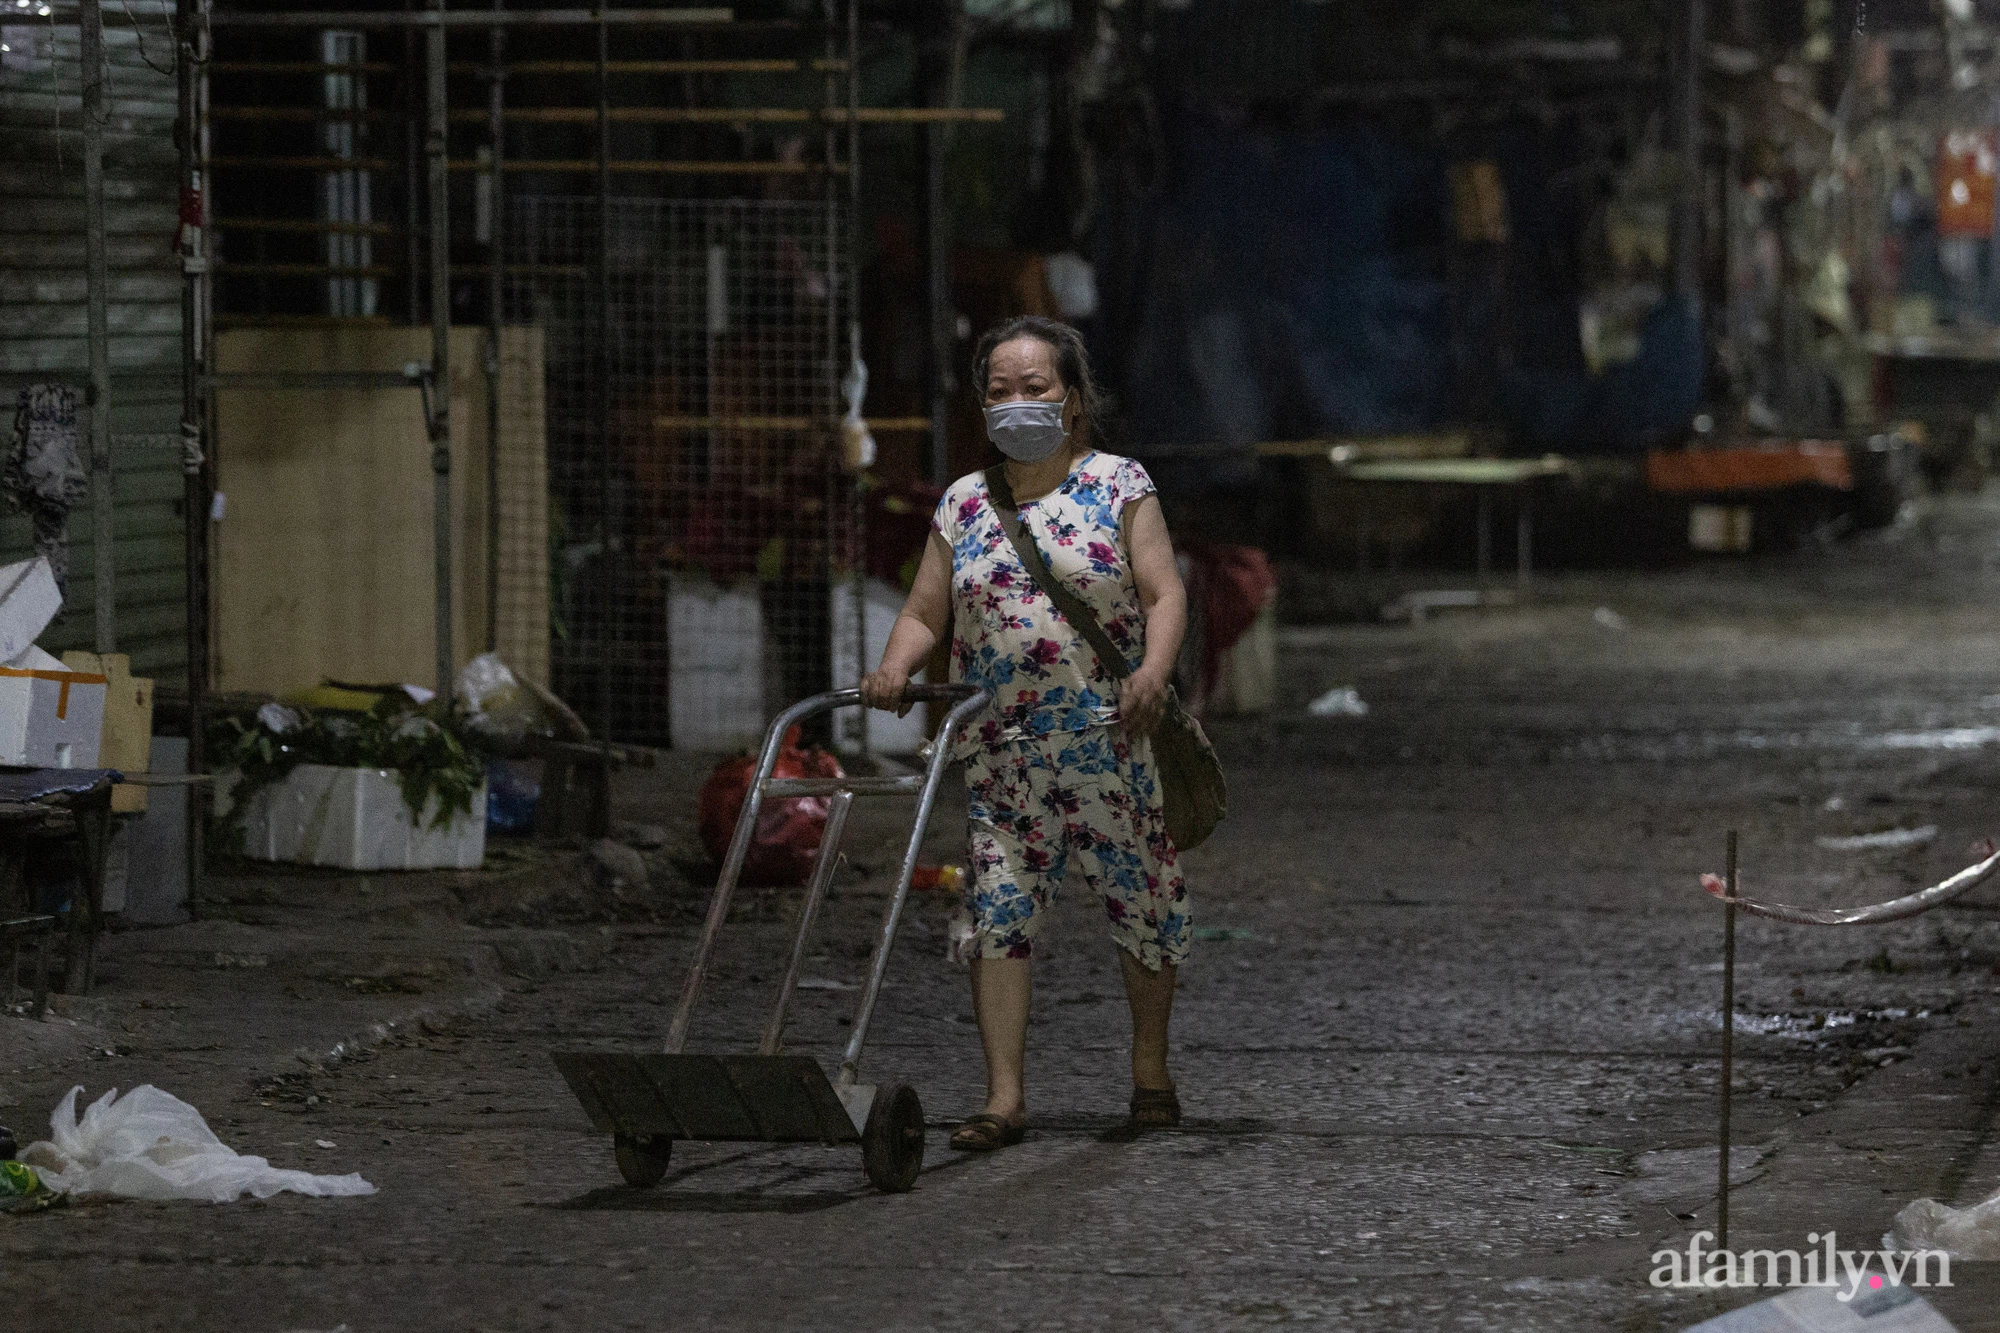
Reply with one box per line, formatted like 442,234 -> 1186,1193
832,577 -> 926,755
669,578 -> 766,752
0,646 -> 106,768
237,764 -> 486,871
0,556 -> 61,663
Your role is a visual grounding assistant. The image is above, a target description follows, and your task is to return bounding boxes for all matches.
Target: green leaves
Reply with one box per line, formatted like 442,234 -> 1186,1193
210,694 -> 490,849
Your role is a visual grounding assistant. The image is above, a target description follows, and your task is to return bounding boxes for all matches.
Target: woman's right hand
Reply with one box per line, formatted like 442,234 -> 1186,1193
859,667 -> 913,716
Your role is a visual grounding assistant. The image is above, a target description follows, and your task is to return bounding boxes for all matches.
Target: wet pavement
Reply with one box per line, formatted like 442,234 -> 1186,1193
6,493 -> 2000,1331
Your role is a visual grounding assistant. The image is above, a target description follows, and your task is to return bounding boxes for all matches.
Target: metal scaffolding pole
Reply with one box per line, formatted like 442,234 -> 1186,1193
207,7 -> 732,26
213,104 -> 999,123
840,0 -> 866,755
485,0 -> 505,653
404,11 -> 423,324
211,152 -> 849,173
82,0 -> 116,654
594,6 -> 614,806
178,0 -> 211,917
427,0 -> 455,699
1671,0 -> 1705,309
194,0 -> 216,914
59,5 -> 892,28
919,6 -> 956,487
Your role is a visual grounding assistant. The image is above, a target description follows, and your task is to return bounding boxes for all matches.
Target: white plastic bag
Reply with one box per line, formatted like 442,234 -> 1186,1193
1307,687 -> 1370,718
1892,1185 -> 2000,1259
457,652 -> 537,750
17,1085 -> 376,1203
457,651 -> 588,751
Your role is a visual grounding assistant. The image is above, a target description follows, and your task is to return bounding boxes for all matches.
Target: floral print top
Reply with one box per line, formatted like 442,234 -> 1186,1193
933,452 -> 1156,751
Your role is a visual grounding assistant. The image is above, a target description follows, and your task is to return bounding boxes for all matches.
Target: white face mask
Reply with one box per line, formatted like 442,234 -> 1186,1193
983,396 -> 1069,462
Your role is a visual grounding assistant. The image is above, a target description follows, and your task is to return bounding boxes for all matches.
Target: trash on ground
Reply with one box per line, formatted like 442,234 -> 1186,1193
484,758 -> 541,835
257,701 -> 304,734
0,1157 -> 64,1213
1892,1183 -> 2000,1260
1680,1285 -> 1962,1332
1192,926 -> 1257,942
1308,687 -> 1370,718
1187,545 -> 1278,710
16,1086 -> 376,1203
910,864 -> 966,892
587,838 -> 649,896
459,653 -> 539,750
795,978 -> 856,991
1380,588 -> 1515,624
1592,607 -> 1630,631
613,821 -> 667,850
457,652 -> 590,754
697,726 -> 844,886
1816,825 -> 1938,852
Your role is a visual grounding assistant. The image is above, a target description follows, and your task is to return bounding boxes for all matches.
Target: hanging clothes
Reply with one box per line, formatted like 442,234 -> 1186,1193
5,384 -> 87,597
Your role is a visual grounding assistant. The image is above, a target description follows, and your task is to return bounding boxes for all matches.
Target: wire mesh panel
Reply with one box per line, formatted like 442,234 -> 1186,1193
0,4 -> 190,683
510,196 -> 850,750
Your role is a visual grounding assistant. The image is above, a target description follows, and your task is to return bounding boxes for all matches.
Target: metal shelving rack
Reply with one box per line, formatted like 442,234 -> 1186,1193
172,1 -> 1000,766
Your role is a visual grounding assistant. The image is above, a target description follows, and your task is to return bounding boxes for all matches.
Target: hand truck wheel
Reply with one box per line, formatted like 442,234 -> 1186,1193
860,1083 -> 925,1193
614,1133 -> 672,1189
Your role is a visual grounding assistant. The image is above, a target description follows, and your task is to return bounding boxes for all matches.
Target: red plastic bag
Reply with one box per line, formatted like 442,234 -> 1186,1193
697,727 -> 846,887
1190,544 -> 1277,700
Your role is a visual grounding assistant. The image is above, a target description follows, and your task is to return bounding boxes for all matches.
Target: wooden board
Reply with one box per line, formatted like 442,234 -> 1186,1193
1645,443 -> 1853,495
492,328 -> 551,687
214,325 -> 550,697
60,651 -> 153,814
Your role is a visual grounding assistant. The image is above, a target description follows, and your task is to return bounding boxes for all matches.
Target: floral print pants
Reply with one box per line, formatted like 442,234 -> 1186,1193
955,726 -> 1192,972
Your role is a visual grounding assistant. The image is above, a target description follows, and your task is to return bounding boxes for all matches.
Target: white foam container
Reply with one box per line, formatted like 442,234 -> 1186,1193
831,576 -> 926,755
0,556 -> 106,767
232,764 -> 486,871
0,645 -> 106,768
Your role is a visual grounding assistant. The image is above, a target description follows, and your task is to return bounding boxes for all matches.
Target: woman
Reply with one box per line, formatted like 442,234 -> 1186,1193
859,316 -> 1193,1150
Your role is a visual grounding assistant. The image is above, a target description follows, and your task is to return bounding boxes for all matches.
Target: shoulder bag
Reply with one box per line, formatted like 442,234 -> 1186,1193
984,466 -> 1227,851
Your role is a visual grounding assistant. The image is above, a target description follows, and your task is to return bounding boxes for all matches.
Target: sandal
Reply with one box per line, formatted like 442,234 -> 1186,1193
1128,1085 -> 1181,1129
949,1113 -> 1026,1152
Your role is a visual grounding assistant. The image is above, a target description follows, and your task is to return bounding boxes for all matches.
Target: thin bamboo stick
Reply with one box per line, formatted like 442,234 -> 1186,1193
209,154 -> 846,174
652,415 -> 931,432
212,105 -> 1000,125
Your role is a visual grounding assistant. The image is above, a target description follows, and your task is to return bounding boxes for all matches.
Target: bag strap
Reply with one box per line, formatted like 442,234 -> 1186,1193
985,465 -> 1135,682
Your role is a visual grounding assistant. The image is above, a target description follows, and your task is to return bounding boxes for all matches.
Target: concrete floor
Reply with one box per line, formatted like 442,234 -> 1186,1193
6,493 -> 2000,1331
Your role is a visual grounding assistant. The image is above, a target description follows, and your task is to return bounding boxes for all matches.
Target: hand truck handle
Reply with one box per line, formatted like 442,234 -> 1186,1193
663,684 -> 992,1056
752,683 -> 986,724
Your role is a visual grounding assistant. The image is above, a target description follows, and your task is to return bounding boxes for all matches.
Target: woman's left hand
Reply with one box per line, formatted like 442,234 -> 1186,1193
1120,664 -> 1171,738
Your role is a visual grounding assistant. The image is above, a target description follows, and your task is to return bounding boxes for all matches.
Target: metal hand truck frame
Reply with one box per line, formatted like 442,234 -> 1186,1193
554,684 -> 991,1193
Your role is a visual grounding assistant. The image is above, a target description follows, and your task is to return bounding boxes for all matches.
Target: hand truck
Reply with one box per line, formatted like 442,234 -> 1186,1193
554,684 -> 992,1194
